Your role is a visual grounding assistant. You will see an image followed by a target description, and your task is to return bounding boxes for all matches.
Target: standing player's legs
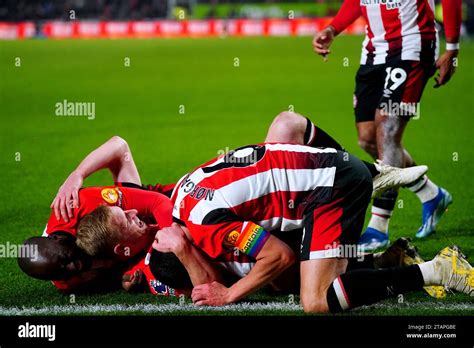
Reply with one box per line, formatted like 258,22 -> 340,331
373,60 -> 452,240
354,65 -> 395,249
356,121 -> 378,159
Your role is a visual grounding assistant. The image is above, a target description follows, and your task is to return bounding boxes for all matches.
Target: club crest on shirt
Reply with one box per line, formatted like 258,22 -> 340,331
360,0 -> 401,10
224,230 -> 240,247
101,188 -> 121,205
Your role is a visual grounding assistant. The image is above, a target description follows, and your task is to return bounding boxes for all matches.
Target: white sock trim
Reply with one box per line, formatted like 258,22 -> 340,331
407,175 -> 428,192
332,277 -> 350,310
371,206 -> 393,217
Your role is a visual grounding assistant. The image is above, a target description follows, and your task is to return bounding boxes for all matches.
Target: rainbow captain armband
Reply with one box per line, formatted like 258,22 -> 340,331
231,222 -> 270,258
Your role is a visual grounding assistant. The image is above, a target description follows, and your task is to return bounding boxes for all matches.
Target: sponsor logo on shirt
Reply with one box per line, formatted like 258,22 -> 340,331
360,0 -> 401,10
224,230 -> 240,247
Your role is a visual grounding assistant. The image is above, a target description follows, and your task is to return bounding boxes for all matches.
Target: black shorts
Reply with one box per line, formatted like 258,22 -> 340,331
354,59 -> 436,123
300,151 -> 373,261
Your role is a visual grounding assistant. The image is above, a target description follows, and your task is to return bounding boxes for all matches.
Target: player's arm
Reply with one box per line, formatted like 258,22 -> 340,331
191,229 -> 296,306
51,136 -> 140,221
313,0 -> 361,58
153,223 -> 224,286
435,0 -> 462,88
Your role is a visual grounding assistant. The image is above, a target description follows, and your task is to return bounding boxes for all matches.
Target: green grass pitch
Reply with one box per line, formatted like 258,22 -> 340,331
0,36 -> 473,316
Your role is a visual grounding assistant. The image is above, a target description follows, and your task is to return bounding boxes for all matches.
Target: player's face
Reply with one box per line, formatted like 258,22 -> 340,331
45,237 -> 91,279
109,206 -> 152,257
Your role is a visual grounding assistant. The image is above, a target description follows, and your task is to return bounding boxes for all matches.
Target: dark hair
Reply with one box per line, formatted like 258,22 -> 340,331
149,250 -> 193,289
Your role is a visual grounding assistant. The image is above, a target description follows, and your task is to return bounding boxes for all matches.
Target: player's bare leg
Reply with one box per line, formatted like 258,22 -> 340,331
375,109 -> 408,167
354,119 -> 426,196
356,116 -> 418,168
356,121 -> 378,159
300,258 -> 348,313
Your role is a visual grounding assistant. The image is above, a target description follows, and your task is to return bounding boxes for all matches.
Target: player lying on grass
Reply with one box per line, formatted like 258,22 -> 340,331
154,141 -> 473,312
312,0 -> 461,250
17,136 -> 181,292
18,112 -> 427,293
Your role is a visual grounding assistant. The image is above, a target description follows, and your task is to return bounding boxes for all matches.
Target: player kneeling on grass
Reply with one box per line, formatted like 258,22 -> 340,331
162,142 -> 473,312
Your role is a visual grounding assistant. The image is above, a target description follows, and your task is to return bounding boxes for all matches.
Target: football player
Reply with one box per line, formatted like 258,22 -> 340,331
21,112 -> 426,293
18,136 -> 174,292
160,142 -> 473,312
312,0 -> 462,249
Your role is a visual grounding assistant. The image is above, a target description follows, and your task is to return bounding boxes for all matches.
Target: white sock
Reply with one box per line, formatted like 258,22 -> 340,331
418,261 -> 441,285
367,207 -> 392,234
408,175 -> 439,203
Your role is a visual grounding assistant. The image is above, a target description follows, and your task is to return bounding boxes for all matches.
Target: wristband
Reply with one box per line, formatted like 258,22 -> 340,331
446,43 -> 460,51
327,25 -> 338,36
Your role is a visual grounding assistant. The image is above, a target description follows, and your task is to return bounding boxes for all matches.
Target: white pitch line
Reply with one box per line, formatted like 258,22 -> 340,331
0,301 -> 473,316
0,302 -> 302,316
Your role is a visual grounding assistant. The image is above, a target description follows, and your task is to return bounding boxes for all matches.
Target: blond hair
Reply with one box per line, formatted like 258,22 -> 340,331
76,205 -> 120,256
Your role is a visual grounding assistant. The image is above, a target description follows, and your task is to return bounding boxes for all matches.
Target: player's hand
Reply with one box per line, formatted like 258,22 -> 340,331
434,50 -> 458,88
191,281 -> 231,306
312,26 -> 336,61
50,170 -> 83,222
152,223 -> 188,254
122,270 -> 144,292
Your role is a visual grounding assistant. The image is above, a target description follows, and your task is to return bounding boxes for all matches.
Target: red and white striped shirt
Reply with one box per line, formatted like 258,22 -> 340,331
171,143 -> 338,258
330,0 -> 462,65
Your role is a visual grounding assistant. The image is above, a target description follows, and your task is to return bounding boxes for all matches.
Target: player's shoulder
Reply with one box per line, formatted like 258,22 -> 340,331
79,186 -> 122,206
